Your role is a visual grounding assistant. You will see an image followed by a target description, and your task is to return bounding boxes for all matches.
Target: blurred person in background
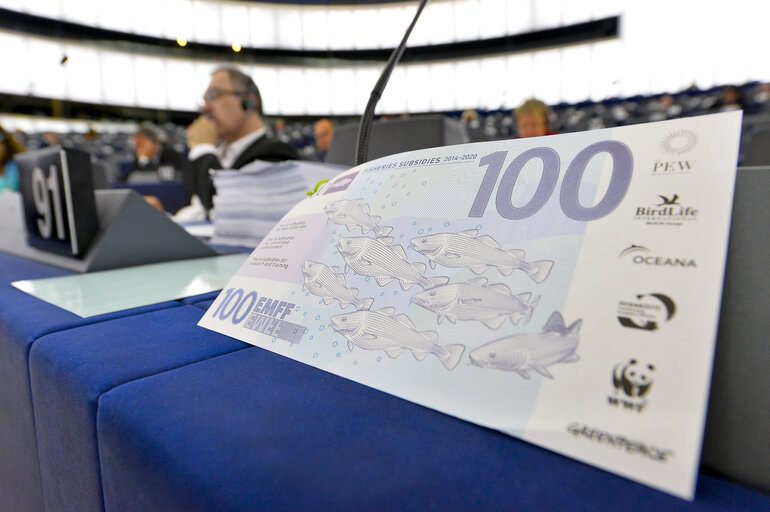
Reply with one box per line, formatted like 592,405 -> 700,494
711,85 -> 745,112
125,123 -> 184,182
182,66 -> 298,215
313,118 -> 334,161
514,99 -> 557,138
0,126 -> 24,192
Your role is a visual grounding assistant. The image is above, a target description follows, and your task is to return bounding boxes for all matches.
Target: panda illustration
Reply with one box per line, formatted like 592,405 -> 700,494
612,359 -> 655,398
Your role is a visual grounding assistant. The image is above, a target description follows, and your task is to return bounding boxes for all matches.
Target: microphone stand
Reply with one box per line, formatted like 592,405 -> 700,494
355,0 -> 430,166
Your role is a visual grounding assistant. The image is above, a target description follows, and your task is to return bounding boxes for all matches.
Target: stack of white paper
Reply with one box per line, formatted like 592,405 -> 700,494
210,160 -> 347,247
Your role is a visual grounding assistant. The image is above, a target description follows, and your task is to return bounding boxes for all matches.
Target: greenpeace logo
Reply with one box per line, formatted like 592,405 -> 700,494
567,422 -> 674,462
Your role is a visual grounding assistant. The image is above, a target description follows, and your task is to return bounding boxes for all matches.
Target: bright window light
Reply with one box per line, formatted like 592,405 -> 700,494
248,6 -> 276,48
351,9 -> 380,50
422,1 -> 455,45
408,2 -> 433,47
134,56 -> 168,108
303,9 -> 330,50
28,40 -> 66,98
0,32 -> 29,94
378,6 -> 409,49
26,0 -> 61,19
355,67 -> 379,114
192,0 -> 221,44
380,67 -> 407,114
429,63 -> 457,112
161,0 -> 193,40
560,46 -> 592,104
478,0 -> 507,39
330,69 -> 357,115
454,0 -> 481,41
505,53 -> 534,108
591,41 -> 625,100
165,59 -> 197,111
101,52 -> 135,106
405,65 -> 432,113
130,0 -> 161,36
479,56 -> 507,110
97,1 -> 133,33
64,45 -> 102,103
277,68 -> 306,115
532,49 -> 562,104
455,60 -> 482,110
221,4 -> 250,49
304,69 -> 332,115
62,0 -> 98,27
506,0 -> 532,35
533,0 -> 563,29
0,0 -> 25,12
275,9 -> 303,50
250,66 -> 280,115
327,9 -> 353,50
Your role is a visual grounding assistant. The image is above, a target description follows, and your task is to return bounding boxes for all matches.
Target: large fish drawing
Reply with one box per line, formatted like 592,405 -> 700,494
411,277 -> 539,329
329,307 -> 465,370
409,229 -> 554,283
337,236 -> 449,290
468,312 -> 582,379
302,260 -> 374,310
324,199 -> 393,237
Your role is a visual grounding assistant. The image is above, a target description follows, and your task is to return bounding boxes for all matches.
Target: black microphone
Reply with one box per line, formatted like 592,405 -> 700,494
355,0 -> 430,166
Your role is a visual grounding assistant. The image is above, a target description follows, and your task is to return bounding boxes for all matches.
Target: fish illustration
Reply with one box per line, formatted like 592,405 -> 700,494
337,236 -> 449,290
324,199 -> 393,237
469,312 -> 582,379
329,307 -> 465,370
302,260 -> 374,310
412,277 -> 539,329
409,229 -> 554,283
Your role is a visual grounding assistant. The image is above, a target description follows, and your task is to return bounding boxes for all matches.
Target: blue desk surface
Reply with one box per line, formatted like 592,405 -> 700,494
1,250 -> 768,512
97,348 -> 769,512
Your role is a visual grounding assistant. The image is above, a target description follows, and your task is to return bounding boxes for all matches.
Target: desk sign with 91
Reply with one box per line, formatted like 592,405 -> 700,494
16,146 -> 99,258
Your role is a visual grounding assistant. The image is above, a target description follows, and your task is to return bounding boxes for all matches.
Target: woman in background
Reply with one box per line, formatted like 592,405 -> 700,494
0,126 -> 24,192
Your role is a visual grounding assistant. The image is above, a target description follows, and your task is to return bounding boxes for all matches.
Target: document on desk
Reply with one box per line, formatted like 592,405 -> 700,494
200,112 -> 742,500
12,253 -> 247,317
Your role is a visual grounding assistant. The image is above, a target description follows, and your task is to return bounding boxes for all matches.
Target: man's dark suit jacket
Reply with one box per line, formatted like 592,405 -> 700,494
184,135 -> 298,211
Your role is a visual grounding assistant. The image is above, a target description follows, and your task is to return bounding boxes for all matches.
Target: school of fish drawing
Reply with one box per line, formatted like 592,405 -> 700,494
302,197 -> 582,378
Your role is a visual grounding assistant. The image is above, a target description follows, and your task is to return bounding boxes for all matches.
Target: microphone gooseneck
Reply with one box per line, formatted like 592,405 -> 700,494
355,0 -> 430,166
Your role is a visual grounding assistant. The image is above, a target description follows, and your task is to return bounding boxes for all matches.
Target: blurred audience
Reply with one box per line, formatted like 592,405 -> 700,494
313,118 -> 335,161
514,99 -> 556,138
125,123 -> 184,182
182,66 -> 298,215
711,85 -> 745,112
0,126 -> 24,192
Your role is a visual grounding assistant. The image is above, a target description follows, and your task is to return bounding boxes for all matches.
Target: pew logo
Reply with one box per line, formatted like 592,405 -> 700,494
617,293 -> 676,331
633,194 -> 698,226
652,130 -> 697,175
608,358 -> 656,413
618,244 -> 697,269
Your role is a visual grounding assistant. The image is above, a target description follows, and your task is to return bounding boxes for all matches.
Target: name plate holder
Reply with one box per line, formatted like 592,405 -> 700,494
1,147 -> 215,273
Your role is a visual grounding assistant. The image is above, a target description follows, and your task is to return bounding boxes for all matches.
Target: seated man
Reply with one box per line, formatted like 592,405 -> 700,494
125,124 -> 184,182
185,67 -> 298,212
313,118 -> 334,162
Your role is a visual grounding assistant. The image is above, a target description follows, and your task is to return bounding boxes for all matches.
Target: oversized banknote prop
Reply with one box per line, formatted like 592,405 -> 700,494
201,112 -> 742,499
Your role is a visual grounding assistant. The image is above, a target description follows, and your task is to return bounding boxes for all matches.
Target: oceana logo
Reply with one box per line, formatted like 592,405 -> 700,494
619,244 -> 697,269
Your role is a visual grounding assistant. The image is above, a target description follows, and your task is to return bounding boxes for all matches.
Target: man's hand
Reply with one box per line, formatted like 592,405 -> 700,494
186,116 -> 218,148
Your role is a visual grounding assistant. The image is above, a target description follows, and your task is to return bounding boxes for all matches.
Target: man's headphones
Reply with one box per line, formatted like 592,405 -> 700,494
241,96 -> 256,112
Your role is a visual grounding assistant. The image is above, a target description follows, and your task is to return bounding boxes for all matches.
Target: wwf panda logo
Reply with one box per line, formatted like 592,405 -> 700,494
612,359 -> 655,398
